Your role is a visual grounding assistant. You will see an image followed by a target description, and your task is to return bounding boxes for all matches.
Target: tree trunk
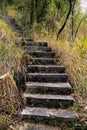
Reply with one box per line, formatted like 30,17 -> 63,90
75,17 -> 84,39
57,0 -> 72,40
71,1 -> 75,41
37,0 -> 47,23
30,0 -> 35,26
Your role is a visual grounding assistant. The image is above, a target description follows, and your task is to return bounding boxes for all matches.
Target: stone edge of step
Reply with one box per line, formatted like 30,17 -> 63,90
27,65 -> 65,67
27,73 -> 68,76
24,42 -> 48,46
26,82 -> 71,88
21,107 -> 78,122
23,93 -> 74,101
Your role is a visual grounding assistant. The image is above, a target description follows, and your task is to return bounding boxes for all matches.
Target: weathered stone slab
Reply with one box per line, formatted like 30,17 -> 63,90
28,52 -> 55,58
23,93 -> 74,108
25,82 -> 72,95
24,46 -> 51,52
21,107 -> 78,122
24,42 -> 48,46
27,65 -> 65,73
27,58 -> 56,65
27,73 -> 68,83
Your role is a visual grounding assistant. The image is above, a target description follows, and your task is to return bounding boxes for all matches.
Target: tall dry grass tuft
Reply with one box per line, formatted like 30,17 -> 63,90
0,72 -> 21,113
0,73 -> 22,128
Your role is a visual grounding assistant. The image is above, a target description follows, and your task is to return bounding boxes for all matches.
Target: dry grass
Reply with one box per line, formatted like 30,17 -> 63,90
0,19 -> 23,129
0,72 -> 22,129
35,33 -> 87,99
0,19 -> 23,75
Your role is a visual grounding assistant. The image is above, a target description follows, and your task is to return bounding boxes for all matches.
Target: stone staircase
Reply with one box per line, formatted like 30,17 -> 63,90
21,40 -> 78,123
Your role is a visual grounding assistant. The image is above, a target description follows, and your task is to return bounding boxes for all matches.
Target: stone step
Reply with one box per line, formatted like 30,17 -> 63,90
27,58 -> 56,65
29,52 -> 55,58
25,38 -> 34,42
26,73 -> 68,83
23,94 -> 74,108
24,41 -> 48,46
24,46 -> 51,52
21,40 -> 78,123
21,107 -> 78,122
25,82 -> 72,95
27,65 -> 65,73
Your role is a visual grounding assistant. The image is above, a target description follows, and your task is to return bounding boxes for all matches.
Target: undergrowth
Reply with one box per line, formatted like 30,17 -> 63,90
0,18 -> 23,75
35,33 -> 87,98
6,6 -> 18,19
0,19 -> 23,129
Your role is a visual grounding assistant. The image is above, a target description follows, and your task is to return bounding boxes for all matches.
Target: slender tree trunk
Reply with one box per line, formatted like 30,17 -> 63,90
30,0 -> 37,27
30,0 -> 36,26
37,0 -> 47,23
57,0 -> 72,40
2,0 -> 6,14
71,1 -> 75,41
30,0 -> 33,26
75,17 -> 84,39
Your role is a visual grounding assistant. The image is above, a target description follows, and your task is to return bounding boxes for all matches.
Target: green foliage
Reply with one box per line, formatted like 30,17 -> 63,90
0,0 -> 86,40
3,0 -> 71,36
0,0 -> 85,40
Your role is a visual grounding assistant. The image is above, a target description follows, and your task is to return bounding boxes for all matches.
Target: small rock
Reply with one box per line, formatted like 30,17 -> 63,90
84,106 -> 87,112
8,125 -> 16,130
